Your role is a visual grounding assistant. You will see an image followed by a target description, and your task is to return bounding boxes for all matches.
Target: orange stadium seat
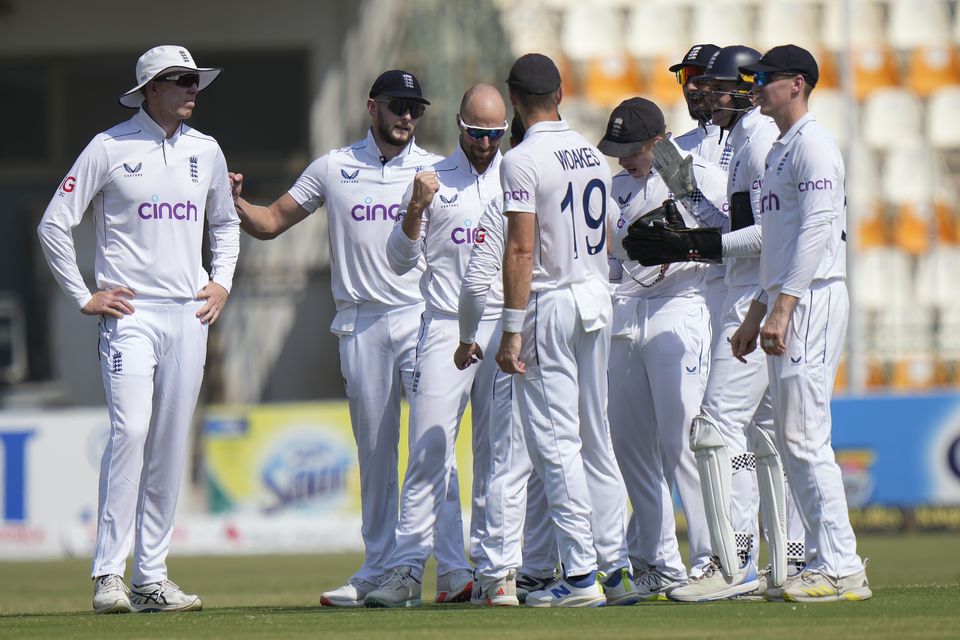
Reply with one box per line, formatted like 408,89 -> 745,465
582,53 -> 646,109
852,47 -> 902,101
905,46 -> 960,98
645,55 -> 684,106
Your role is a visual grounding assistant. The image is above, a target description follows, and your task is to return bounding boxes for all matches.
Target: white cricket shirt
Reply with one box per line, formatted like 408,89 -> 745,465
458,197 -> 506,343
760,114 -> 847,298
386,144 -> 503,317
289,129 -> 442,311
37,109 -> 240,309
722,107 -> 780,288
500,120 -> 611,293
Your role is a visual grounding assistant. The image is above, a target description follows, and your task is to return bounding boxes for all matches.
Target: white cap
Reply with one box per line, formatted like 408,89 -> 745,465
118,45 -> 221,109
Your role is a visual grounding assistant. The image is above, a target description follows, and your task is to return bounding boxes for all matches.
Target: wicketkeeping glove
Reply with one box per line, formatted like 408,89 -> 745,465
622,223 -> 723,266
652,139 -> 697,200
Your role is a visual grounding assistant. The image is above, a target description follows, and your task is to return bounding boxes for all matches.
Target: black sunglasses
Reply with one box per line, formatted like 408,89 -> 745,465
377,98 -> 426,119
159,73 -> 200,88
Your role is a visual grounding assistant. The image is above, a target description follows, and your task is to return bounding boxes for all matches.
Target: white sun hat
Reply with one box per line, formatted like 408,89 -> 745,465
118,45 -> 222,108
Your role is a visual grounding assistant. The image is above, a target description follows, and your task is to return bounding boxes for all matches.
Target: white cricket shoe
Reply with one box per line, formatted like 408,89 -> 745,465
668,557 -> 759,602
762,561 -> 807,601
525,575 -> 606,608
479,569 -> 520,607
130,579 -> 202,612
783,567 -> 872,603
602,567 -> 641,606
320,578 -> 379,607
516,573 -> 553,603
435,568 -> 473,604
93,574 -> 131,614
364,566 -> 422,608
633,565 -> 685,601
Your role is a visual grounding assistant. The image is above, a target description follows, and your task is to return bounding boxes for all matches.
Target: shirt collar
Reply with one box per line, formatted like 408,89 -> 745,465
524,118 -> 570,137
132,108 -> 182,142
363,128 -> 420,164
728,107 -> 765,151
449,142 -> 502,178
776,112 -> 816,146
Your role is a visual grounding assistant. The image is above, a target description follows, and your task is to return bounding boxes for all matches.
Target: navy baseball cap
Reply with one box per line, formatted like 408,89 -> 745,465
507,53 -> 561,95
369,70 -> 430,104
597,97 -> 666,157
669,44 -> 721,72
740,44 -> 819,87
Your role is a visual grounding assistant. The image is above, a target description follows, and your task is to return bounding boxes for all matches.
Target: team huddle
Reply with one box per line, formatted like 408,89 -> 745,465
36,41 -> 871,614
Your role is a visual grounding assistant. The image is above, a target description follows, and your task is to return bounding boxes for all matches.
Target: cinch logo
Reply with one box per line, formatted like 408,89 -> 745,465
351,197 -> 400,222
451,218 -> 486,244
340,169 -> 360,183
759,190 -> 780,214
504,189 -> 529,203
798,178 -> 833,192
60,176 -> 76,194
752,179 -> 762,190
1,430 -> 37,522
138,195 -> 199,221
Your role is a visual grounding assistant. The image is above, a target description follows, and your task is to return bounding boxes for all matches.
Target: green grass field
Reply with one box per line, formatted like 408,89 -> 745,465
2,533 -> 959,639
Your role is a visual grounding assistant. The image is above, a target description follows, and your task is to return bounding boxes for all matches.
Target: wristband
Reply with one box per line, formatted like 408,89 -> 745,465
502,308 -> 525,333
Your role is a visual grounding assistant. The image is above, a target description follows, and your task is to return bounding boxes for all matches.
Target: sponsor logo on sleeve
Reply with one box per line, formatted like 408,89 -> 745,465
798,178 -> 833,192
59,176 -> 77,196
504,189 -> 530,205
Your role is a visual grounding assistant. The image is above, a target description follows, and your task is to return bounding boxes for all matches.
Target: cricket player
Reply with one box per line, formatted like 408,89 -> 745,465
37,45 -> 239,614
364,84 -> 507,607
231,70 -> 469,607
455,115 -> 558,606
734,44 -> 871,602
495,53 -> 634,608
601,98 -> 728,599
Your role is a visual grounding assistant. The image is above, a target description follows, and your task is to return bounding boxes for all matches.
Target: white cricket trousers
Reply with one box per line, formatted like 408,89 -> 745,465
767,279 -> 864,578
92,298 -> 207,585
518,287 -> 629,577
388,312 -> 500,578
705,274 -> 728,340
702,285 -> 804,567
608,294 -> 711,578
340,303 -> 466,585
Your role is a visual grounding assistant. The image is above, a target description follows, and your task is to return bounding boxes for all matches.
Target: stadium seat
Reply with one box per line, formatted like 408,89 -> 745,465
582,53 -> 646,109
756,1 -> 821,51
851,47 -> 903,101
560,4 -> 624,63
823,0 -> 886,52
499,4 -> 563,60
882,144 -> 958,254
645,55 -> 686,107
916,244 -> 960,310
625,2 -> 689,61
888,0 -> 951,51
666,100 -> 699,139
906,46 -> 960,99
926,86 -> 960,149
690,3 -> 756,50
814,50 -> 842,89
809,88 -> 847,145
845,144 -> 887,248
862,88 -> 923,151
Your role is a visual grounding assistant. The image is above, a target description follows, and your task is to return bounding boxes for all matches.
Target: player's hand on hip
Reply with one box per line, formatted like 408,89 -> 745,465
454,341 -> 483,370
196,281 -> 229,325
410,171 -> 440,209
82,287 -> 136,318
228,172 -> 243,203
496,333 -> 525,374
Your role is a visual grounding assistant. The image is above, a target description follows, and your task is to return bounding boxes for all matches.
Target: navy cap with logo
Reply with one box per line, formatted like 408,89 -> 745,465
739,44 -> 819,87
669,44 -> 721,72
597,97 -> 666,157
369,69 -> 431,105
506,53 -> 561,95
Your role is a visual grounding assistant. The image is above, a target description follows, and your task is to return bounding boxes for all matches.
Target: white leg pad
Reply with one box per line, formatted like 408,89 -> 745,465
690,415 -> 738,578
747,423 -> 787,587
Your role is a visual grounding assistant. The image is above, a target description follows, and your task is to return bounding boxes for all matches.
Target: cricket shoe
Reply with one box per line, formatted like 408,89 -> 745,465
525,573 -> 606,608
480,569 -> 520,607
320,578 -> 379,607
364,566 -> 422,608
668,557 -> 759,602
783,566 -> 872,603
93,574 -> 132,614
762,561 -> 807,602
601,567 -> 641,606
516,573 -> 553,603
435,568 -> 473,604
130,579 -> 202,612
633,565 -> 685,601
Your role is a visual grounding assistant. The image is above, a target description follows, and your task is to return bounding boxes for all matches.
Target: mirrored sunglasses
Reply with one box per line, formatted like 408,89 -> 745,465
460,120 -> 508,141
159,73 -> 200,88
675,65 -> 704,86
379,98 -> 426,119
752,71 -> 797,87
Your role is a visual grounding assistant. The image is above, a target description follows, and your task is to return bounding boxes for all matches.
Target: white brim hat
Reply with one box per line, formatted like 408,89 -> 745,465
118,45 -> 221,109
